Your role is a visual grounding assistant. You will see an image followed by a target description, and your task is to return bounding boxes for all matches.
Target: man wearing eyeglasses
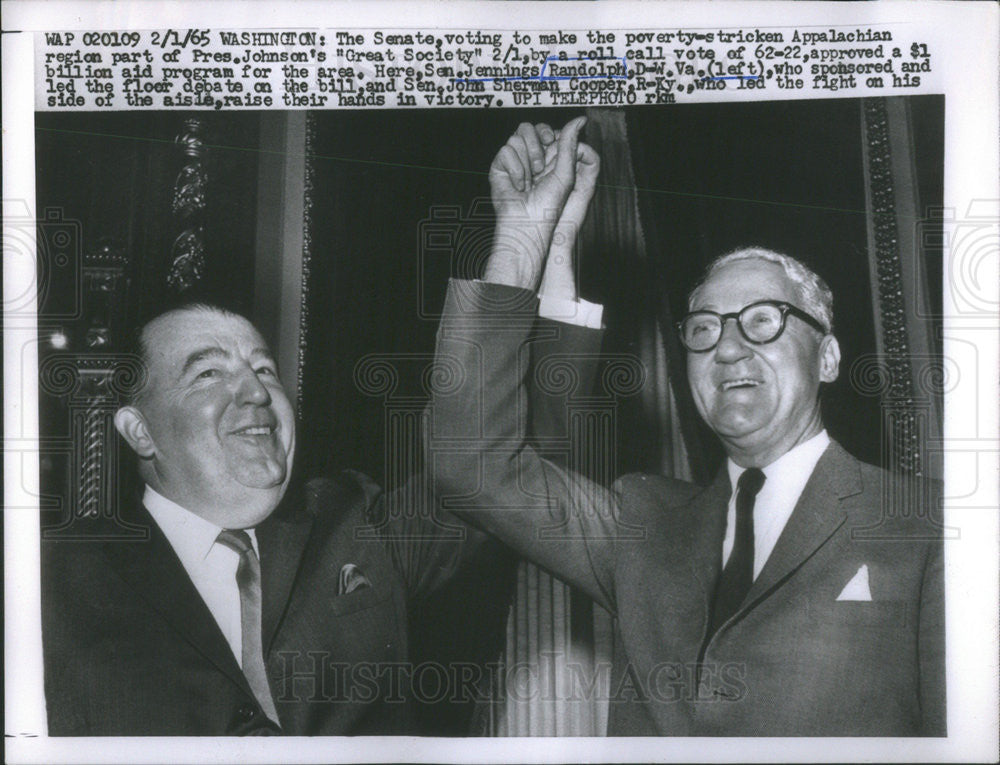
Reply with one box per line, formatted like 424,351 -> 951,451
429,118 -> 945,736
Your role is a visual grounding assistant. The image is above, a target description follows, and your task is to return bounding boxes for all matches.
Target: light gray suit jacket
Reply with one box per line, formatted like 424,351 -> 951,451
429,278 -> 945,736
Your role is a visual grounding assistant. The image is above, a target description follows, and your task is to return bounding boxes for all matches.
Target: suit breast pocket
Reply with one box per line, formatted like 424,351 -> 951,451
806,600 -> 912,628
326,578 -> 391,616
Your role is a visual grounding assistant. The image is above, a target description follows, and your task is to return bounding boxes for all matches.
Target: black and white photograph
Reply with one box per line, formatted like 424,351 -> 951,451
4,2 -> 998,763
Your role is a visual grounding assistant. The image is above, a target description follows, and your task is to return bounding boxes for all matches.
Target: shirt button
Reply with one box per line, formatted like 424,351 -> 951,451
237,704 -> 258,722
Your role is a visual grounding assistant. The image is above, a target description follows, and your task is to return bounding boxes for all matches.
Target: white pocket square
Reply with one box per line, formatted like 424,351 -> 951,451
337,563 -> 372,596
836,564 -> 872,601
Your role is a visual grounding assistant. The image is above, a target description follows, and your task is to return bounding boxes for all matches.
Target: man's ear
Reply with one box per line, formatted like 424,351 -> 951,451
114,406 -> 156,458
819,335 -> 841,384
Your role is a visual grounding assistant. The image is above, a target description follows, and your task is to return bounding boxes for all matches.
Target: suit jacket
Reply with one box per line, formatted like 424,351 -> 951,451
430,278 -> 946,736
43,473 -> 443,735
41,310 -> 595,736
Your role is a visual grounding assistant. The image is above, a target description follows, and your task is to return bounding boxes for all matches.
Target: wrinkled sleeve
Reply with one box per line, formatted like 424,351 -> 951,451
421,278 -> 638,612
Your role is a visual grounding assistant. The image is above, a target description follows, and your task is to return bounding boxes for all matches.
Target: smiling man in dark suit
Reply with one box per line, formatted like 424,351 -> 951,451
43,302 -> 418,735
429,117 -> 945,736
41,233 -> 601,734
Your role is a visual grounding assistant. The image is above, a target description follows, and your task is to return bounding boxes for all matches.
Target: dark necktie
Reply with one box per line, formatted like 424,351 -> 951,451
216,529 -> 280,726
707,467 -> 766,638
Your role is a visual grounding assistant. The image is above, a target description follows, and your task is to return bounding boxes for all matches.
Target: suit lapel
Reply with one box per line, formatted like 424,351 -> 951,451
101,501 -> 252,696
689,469 -> 731,595
663,469 -> 730,663
741,442 -> 861,610
256,498 -> 314,654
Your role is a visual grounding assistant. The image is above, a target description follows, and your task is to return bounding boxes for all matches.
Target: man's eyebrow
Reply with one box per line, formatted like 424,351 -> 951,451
249,347 -> 277,365
180,346 -> 230,376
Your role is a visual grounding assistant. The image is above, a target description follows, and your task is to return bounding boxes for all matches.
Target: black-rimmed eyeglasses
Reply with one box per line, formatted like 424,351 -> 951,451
678,300 -> 827,352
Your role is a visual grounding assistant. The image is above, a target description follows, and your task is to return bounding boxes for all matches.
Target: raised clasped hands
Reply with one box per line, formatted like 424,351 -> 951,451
485,116 -> 601,295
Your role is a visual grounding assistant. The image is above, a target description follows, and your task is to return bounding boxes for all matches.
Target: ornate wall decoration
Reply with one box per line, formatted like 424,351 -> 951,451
42,238 -> 146,539
860,98 -> 924,477
296,112 -> 316,421
167,117 -> 209,291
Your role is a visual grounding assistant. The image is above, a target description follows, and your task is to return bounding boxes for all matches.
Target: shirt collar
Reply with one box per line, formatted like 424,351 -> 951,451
726,429 -> 831,496
143,485 -> 260,567
143,485 -> 227,566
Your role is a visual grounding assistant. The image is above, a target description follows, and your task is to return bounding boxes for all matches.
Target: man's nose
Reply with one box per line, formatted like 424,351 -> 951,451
234,368 -> 271,405
714,317 -> 752,363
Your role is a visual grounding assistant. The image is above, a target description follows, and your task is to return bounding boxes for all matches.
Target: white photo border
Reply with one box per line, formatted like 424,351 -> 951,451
4,2 -> 998,763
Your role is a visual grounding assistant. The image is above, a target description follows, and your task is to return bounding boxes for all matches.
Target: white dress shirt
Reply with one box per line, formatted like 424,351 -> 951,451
143,485 -> 259,668
537,293 -> 604,329
722,430 -> 831,580
541,291 -> 827,582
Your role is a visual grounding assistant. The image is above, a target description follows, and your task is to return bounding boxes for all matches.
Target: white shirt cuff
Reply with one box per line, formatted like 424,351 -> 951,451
537,294 -> 604,329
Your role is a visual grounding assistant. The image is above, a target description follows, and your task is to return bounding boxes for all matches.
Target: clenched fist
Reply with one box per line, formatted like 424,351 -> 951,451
484,116 -> 600,292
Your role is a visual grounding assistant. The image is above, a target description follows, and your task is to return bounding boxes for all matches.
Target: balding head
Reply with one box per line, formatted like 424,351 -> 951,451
114,304 -> 296,528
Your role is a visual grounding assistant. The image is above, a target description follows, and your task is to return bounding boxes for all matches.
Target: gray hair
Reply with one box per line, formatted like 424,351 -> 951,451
688,246 -> 834,333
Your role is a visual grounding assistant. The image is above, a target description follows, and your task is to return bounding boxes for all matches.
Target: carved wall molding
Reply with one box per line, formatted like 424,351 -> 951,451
860,97 -> 936,477
167,117 -> 209,291
296,112 -> 317,420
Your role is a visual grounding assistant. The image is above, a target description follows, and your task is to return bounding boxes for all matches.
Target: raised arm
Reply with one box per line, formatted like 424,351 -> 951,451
426,118 -> 635,612
371,121 -> 606,604
369,306 -> 603,605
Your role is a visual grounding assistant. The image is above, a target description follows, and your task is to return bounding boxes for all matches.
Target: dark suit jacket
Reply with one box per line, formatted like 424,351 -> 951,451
42,309 -> 595,736
42,473 -> 467,735
430,279 -> 946,736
